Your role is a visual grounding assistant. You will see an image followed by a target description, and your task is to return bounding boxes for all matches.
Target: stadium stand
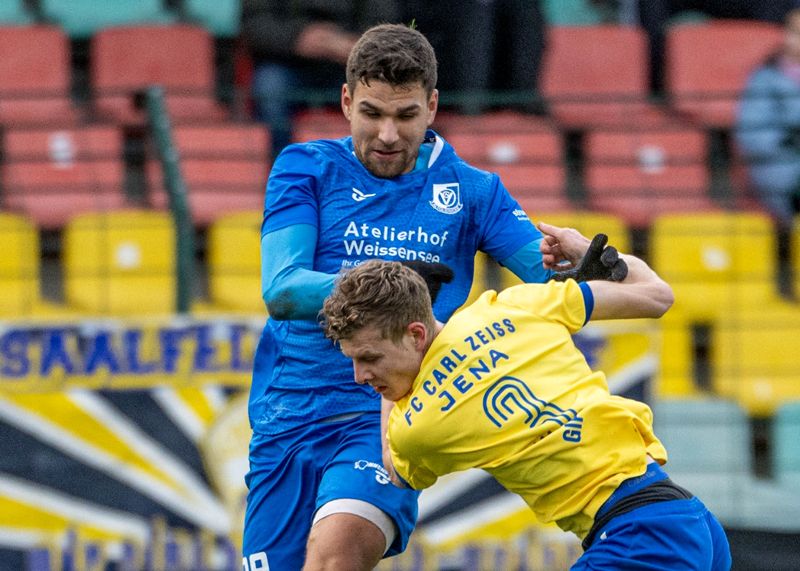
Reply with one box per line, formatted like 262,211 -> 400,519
90,24 -> 227,125
774,401 -> 800,489
63,210 -> 176,314
291,108 -> 351,143
665,20 -> 783,128
39,0 -> 176,39
0,25 -> 78,126
583,127 -> 716,227
712,305 -> 800,416
651,211 -> 784,400
1,126 -> 127,229
653,398 -> 800,531
147,124 -> 269,226
0,0 -> 34,24
543,0 -> 606,25
540,25 -> 672,130
206,210 -> 264,312
0,212 -> 40,316
181,0 -> 241,38
793,216 -> 800,297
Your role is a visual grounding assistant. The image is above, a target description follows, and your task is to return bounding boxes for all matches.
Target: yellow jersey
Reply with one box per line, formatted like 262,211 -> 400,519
388,280 -> 668,538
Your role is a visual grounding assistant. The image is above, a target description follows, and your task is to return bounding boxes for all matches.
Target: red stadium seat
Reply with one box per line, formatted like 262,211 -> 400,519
541,26 -> 672,130
666,21 -> 783,128
432,110 -> 555,136
480,163 -> 571,214
447,130 -> 562,165
148,124 -> 270,225
90,25 -> 227,125
2,126 -> 127,229
0,25 -> 78,126
292,108 -> 350,143
584,127 -> 716,227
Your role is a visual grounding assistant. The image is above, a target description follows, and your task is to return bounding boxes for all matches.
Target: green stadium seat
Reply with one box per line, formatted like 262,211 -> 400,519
543,0 -> 605,25
774,402 -> 800,489
0,1 -> 34,24
652,397 -> 750,525
39,0 -> 176,39
182,0 -> 240,38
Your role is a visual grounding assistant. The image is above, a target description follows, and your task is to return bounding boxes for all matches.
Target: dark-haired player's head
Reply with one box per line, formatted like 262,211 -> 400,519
341,24 -> 439,178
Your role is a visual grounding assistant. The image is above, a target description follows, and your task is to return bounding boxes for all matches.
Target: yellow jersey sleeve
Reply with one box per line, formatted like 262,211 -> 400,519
497,280 -> 587,333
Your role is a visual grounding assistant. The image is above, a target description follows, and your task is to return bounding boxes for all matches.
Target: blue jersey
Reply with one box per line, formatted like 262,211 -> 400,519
251,131 -> 542,435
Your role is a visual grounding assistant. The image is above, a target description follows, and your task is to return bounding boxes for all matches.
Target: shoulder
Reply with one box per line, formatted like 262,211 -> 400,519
271,138 -> 353,175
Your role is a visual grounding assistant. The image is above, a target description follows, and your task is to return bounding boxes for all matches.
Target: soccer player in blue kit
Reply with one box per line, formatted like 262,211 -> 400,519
242,23 -> 559,570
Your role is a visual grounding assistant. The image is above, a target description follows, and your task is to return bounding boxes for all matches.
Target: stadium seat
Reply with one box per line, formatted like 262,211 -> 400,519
63,210 -> 176,315
446,129 -> 562,167
480,163 -> 570,214
432,110 -> 555,136
792,216 -> 800,297
207,210 -> 265,312
712,305 -> 800,416
0,213 -> 39,316
665,21 -> 783,128
584,127 -> 716,228
90,25 -> 227,125
651,212 -> 782,400
39,0 -> 176,39
1,126 -> 127,229
543,0 -> 605,25
292,108 -> 350,143
0,25 -> 78,126
541,26 -> 672,130
497,211 -> 630,290
652,398 -> 751,525
148,124 -> 269,226
0,1 -> 34,24
774,401 -> 800,489
182,0 -> 240,38
650,211 -> 781,320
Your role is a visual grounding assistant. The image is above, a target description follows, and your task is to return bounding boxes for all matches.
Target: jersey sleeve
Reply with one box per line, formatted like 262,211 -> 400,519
479,175 -> 544,275
389,442 -> 438,491
262,143 -> 322,235
498,280 -> 588,333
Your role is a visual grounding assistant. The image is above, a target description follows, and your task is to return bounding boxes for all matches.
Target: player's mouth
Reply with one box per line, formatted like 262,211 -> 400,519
371,148 -> 401,160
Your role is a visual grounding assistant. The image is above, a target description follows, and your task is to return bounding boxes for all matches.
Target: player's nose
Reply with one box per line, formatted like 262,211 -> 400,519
353,362 -> 373,385
377,118 -> 399,145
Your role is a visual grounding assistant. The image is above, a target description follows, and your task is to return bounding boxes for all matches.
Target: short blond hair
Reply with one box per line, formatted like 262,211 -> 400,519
322,260 -> 435,343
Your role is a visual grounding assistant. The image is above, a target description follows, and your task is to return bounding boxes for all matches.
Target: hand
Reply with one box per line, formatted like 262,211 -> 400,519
400,261 -> 454,304
294,22 -> 357,64
550,233 -> 628,283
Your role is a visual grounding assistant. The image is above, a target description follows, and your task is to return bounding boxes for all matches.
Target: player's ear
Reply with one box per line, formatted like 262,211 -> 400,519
407,322 -> 428,352
341,83 -> 352,120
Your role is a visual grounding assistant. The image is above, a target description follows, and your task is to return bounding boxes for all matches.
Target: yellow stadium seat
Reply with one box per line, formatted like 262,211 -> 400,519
63,210 -> 176,314
650,212 -> 781,320
711,303 -> 800,417
499,211 -> 630,290
651,212 -> 784,400
207,210 -> 265,313
0,212 -> 40,316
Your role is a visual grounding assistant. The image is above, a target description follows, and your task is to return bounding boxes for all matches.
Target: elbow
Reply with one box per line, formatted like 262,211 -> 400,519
652,283 -> 675,318
263,286 -> 296,320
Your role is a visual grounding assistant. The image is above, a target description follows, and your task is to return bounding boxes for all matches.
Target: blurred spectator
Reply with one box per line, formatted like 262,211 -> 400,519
240,1 -> 400,157
736,7 -> 800,228
405,0 -> 548,114
593,0 -> 800,94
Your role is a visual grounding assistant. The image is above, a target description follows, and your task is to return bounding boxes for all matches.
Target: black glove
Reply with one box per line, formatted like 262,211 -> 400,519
549,233 -> 628,283
400,261 -> 454,304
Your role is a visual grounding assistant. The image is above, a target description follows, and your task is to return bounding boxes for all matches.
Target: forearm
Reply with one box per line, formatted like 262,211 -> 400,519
261,224 -> 336,320
588,254 -> 674,320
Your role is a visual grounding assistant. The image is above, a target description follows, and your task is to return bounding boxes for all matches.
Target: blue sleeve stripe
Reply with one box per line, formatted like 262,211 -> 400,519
579,282 -> 594,325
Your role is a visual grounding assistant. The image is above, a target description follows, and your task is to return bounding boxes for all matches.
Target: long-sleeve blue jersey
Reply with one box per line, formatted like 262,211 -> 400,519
251,131 -> 546,435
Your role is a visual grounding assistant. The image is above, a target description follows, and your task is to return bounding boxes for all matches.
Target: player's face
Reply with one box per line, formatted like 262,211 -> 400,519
342,79 -> 438,178
339,324 -> 426,401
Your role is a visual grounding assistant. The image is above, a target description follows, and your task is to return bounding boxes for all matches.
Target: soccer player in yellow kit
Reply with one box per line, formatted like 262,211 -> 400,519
321,224 -> 732,570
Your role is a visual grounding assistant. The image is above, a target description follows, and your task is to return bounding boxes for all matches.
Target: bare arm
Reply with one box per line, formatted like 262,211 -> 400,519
588,254 -> 674,320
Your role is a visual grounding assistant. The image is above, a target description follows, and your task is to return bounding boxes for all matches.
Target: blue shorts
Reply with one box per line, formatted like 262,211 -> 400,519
242,413 -> 419,570
573,466 -> 731,570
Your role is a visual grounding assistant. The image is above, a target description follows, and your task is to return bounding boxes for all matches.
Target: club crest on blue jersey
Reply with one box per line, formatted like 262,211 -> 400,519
430,182 -> 463,214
